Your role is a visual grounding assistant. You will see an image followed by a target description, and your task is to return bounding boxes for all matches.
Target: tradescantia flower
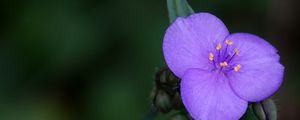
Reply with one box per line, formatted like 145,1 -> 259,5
163,13 -> 284,120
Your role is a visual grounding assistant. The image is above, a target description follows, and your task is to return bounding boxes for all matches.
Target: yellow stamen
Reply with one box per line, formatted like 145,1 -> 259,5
216,43 -> 222,50
220,62 -> 228,67
234,48 -> 239,55
209,52 -> 214,61
234,64 -> 241,71
225,40 -> 233,45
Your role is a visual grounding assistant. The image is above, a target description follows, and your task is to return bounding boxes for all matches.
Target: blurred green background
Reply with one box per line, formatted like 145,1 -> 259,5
0,0 -> 299,120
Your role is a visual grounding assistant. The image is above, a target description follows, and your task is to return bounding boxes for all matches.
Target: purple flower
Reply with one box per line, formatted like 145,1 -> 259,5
163,13 -> 284,120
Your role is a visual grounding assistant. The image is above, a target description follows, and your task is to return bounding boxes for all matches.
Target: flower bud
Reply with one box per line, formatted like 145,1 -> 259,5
154,90 -> 172,113
172,92 -> 184,110
169,112 -> 189,120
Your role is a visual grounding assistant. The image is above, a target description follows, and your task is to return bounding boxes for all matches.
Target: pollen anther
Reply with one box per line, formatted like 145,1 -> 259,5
234,64 -> 241,71
209,52 -> 214,61
225,40 -> 233,45
234,48 -> 239,55
216,43 -> 222,50
220,62 -> 228,67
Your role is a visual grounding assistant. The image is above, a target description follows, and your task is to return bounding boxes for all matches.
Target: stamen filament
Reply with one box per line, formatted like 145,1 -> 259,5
208,41 -> 241,72
213,60 -> 217,68
227,54 -> 236,63
223,45 -> 228,58
228,48 -> 239,63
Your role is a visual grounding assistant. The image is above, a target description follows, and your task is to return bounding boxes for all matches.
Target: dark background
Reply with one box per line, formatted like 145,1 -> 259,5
0,0 -> 299,119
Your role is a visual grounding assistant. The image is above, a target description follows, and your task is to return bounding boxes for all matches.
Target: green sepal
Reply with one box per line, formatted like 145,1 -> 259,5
261,99 -> 277,120
241,98 -> 277,120
167,0 -> 194,23
240,104 -> 260,120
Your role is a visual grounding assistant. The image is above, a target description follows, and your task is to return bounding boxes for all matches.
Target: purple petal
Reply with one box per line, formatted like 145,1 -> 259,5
226,33 -> 284,102
181,69 -> 247,120
163,13 -> 229,77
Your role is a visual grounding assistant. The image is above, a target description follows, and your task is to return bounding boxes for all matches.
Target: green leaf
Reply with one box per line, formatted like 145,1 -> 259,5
167,0 -> 194,23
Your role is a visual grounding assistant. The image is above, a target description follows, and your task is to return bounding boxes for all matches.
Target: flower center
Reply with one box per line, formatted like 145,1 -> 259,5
208,39 -> 241,72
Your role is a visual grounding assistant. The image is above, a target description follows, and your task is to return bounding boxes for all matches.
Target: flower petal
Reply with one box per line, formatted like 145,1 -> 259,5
163,12 -> 229,77
226,33 -> 284,102
181,69 -> 247,120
